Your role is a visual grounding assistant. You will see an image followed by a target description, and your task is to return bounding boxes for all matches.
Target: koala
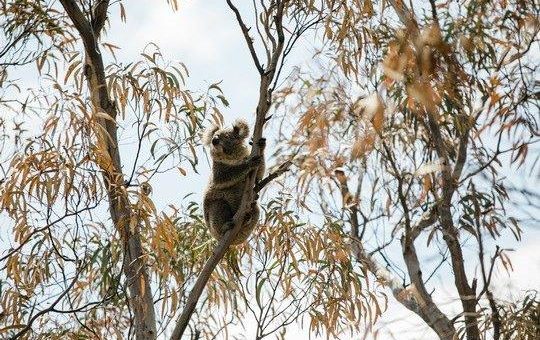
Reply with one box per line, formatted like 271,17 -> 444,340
202,119 -> 265,245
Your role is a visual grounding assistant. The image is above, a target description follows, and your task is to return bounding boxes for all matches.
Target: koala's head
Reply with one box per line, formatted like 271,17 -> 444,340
203,119 -> 250,163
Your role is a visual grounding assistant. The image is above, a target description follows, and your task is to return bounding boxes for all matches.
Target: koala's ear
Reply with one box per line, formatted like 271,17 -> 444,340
202,125 -> 219,145
233,119 -> 250,139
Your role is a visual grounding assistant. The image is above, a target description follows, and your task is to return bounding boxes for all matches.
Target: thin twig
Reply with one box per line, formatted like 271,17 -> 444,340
254,160 -> 292,192
226,0 -> 264,74
10,262 -> 86,339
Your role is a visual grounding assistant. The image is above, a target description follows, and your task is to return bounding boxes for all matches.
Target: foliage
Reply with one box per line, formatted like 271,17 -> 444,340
499,291 -> 540,340
0,0 -> 538,339
272,0 -> 539,338
0,1 -> 217,336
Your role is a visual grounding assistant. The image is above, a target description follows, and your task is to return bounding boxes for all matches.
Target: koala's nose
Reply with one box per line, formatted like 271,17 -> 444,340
211,137 -> 219,146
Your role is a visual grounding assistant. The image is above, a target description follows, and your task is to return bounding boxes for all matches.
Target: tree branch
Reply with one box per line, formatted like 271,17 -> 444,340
10,261 -> 85,339
409,206 -> 438,241
478,224 -> 501,339
401,231 -> 456,340
226,0 -> 264,74
59,0 -> 97,53
91,0 -> 110,36
384,1 -> 481,336
386,0 -> 419,33
254,160 -> 292,192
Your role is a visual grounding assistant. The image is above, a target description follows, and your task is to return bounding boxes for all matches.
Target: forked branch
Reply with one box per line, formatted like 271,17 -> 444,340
334,169 -> 456,339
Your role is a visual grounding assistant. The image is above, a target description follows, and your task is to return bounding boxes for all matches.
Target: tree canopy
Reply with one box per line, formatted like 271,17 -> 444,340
0,1 -> 538,339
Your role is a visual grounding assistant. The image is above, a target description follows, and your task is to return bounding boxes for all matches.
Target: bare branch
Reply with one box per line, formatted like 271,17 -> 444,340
226,0 -> 264,74
254,160 -> 292,192
252,0 -> 271,64
478,222 -> 502,339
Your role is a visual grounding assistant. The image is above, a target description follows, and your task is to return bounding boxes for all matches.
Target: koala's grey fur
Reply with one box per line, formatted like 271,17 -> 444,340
202,119 -> 265,244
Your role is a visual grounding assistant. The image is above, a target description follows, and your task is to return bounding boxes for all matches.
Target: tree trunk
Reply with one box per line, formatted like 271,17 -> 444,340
59,1 -> 158,338
440,207 -> 480,340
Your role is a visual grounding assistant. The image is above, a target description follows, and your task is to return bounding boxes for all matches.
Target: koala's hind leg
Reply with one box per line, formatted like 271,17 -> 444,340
204,199 -> 235,240
244,202 -> 260,224
232,202 -> 260,245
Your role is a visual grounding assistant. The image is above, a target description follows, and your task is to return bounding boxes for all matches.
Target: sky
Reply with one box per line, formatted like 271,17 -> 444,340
2,0 -> 539,339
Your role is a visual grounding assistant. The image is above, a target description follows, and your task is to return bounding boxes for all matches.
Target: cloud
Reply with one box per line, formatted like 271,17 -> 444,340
492,232 -> 540,299
109,1 -> 236,63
